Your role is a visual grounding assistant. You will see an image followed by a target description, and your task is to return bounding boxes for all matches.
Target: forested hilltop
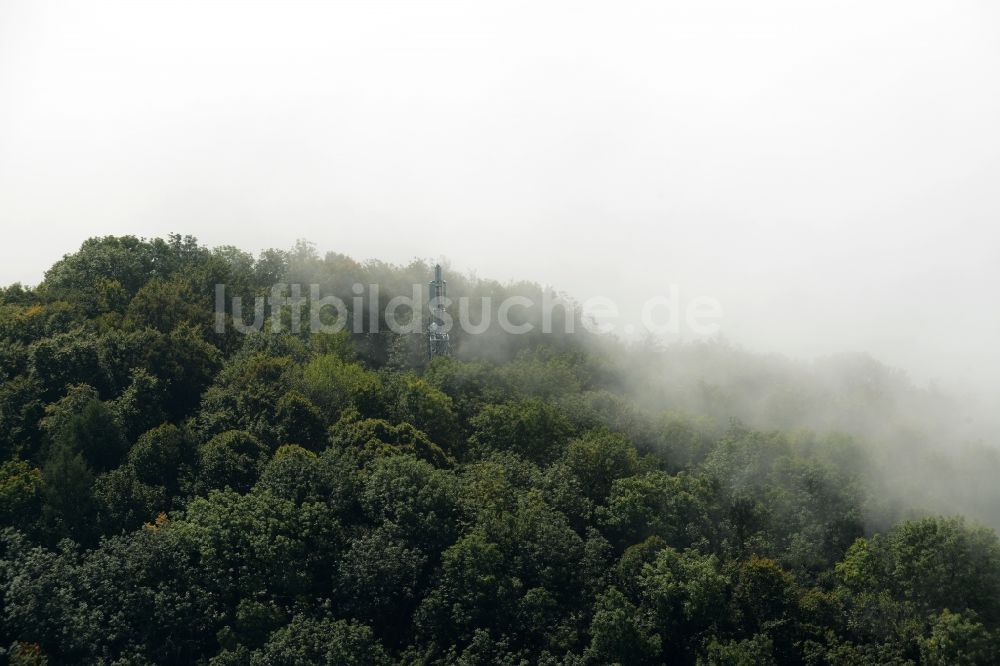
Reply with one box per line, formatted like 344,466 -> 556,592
2,235 -> 999,665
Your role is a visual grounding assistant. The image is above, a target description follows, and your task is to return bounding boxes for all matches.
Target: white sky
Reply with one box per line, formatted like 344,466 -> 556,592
1,0 -> 999,395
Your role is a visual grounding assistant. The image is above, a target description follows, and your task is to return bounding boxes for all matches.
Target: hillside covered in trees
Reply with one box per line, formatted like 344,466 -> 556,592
2,235 -> 1000,664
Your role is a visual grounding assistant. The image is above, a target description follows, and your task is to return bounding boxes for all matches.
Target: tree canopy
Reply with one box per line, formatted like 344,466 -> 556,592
1,235 -> 998,664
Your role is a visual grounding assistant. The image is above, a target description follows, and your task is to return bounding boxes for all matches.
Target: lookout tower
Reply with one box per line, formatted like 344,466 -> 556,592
428,264 -> 451,359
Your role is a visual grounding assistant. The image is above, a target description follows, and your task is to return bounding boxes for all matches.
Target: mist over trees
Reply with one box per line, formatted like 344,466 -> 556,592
1,235 -> 999,664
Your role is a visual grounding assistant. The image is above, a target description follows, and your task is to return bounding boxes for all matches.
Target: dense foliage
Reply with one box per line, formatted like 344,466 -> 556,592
1,235 -> 998,664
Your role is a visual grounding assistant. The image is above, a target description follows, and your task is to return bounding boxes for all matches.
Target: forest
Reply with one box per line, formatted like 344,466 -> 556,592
1,234 -> 999,665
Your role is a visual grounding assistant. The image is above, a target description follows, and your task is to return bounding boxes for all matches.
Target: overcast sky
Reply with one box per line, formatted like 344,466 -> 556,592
1,0 -> 998,395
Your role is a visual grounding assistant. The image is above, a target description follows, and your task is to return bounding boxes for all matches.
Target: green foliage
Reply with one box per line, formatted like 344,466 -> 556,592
654,412 -> 716,471
335,524 -> 428,639
584,587 -> 661,665
469,398 -> 573,464
731,555 -> 796,632
0,339 -> 28,383
197,353 -> 298,444
0,459 -> 42,530
250,615 -> 390,666
0,376 -> 44,460
423,357 -> 508,420
3,235 -> 1000,664
110,369 -> 167,442
330,414 -> 452,468
50,398 -> 127,472
255,444 -> 358,511
382,373 -> 460,452
157,322 -> 224,417
836,516 -> 1000,625
310,329 -> 358,361
638,547 -> 728,654
700,633 -> 775,666
360,454 -> 461,551
28,329 -> 106,398
919,609 -> 999,666
92,423 -> 197,530
561,429 -> 639,504
124,277 -> 211,333
37,383 -> 101,443
127,423 -> 196,491
197,430 -> 270,494
273,390 -> 327,452
704,427 -> 866,572
416,531 -> 514,645
173,489 -> 343,604
301,353 -> 381,418
93,464 -> 167,532
598,470 -> 715,550
42,236 -> 177,306
39,439 -> 95,542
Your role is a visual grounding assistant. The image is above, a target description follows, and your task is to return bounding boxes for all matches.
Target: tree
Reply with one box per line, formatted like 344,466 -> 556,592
7,233 -> 1000,664
124,277 -> 211,334
330,414 -> 451,468
0,376 -> 45,460
416,532 -> 516,647
423,357 -> 507,421
416,488 -> 586,655
39,439 -> 95,542
637,546 -> 728,659
0,458 -> 42,530
584,587 -> 661,665
700,634 -> 776,666
41,235 -> 159,307
156,323 -> 223,418
273,391 -> 327,452
28,330 -> 106,398
469,398 -> 573,464
250,615 -> 390,666
110,369 -> 167,442
836,517 -> 1000,625
197,431 -> 269,494
360,454 -> 461,552
301,353 -> 381,419
561,429 -> 639,504
731,555 -> 796,645
93,464 -> 167,533
196,353 -> 298,444
255,444 -> 359,512
50,399 -> 127,473
335,524 -> 428,640
598,471 -> 715,551
383,373 -> 460,453
127,423 -> 196,493
920,609 -> 999,666
38,384 -> 100,443
173,489 -> 342,609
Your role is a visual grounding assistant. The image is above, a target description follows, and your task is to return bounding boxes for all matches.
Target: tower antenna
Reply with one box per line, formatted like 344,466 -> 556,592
428,264 -> 451,359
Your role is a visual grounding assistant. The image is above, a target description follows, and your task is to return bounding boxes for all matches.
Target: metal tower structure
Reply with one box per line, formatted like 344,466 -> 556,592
428,264 -> 451,359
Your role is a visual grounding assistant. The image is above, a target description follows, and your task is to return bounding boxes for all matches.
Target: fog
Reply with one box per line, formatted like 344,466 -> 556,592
2,0 -> 999,402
